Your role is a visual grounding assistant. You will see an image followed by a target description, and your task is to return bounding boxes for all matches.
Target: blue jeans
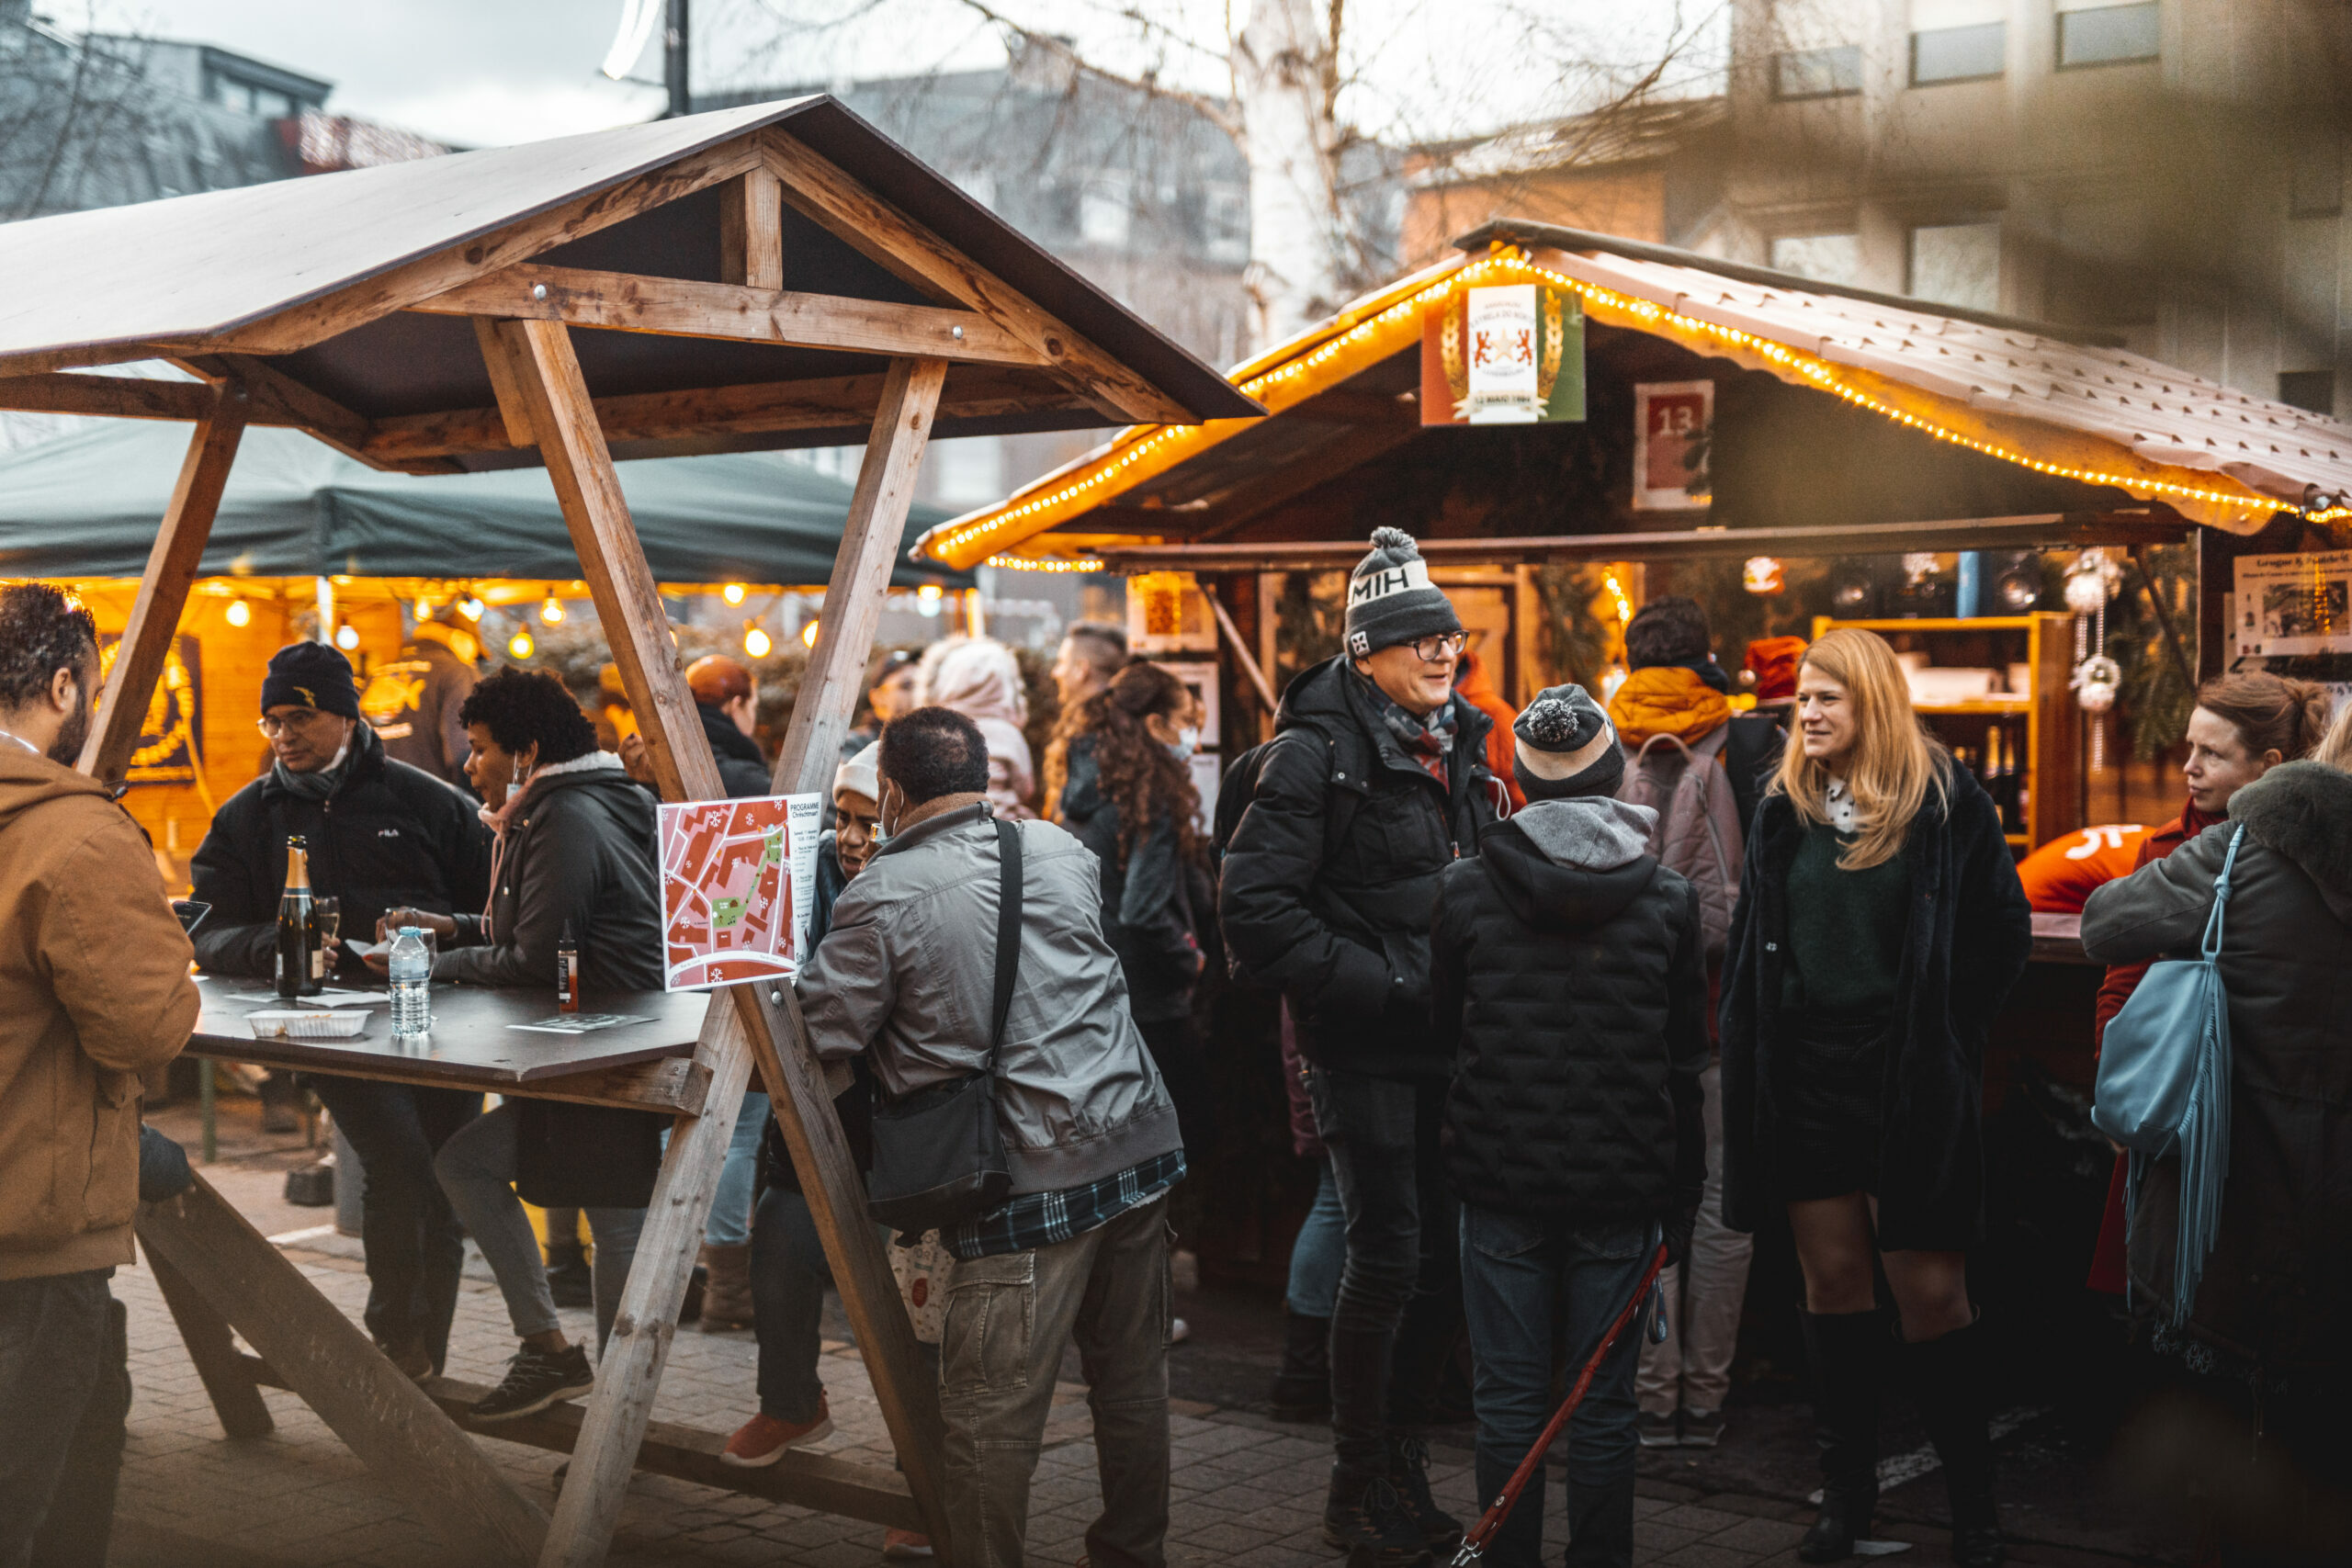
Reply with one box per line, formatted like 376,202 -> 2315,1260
1460,1207 -> 1651,1568
1285,1158 -> 1346,1318
708,1091 -> 768,1247
0,1269 -> 125,1568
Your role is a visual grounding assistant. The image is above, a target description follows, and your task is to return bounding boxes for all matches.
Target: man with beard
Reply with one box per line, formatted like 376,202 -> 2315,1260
0,584 -> 199,1560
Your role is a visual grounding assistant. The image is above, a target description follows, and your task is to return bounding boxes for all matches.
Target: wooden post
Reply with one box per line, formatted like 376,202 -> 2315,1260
135,1178 -> 548,1564
503,319 -> 954,1564
769,355 -> 948,794
77,382 -> 247,783
144,1244 -> 273,1441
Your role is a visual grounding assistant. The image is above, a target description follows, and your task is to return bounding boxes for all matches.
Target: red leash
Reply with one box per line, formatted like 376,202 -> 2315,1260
1448,1243 -> 1669,1566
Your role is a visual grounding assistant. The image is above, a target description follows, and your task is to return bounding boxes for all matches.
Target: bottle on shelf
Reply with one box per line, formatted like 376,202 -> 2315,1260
557,921 -> 580,1014
389,927 -> 432,1039
275,836 -> 323,999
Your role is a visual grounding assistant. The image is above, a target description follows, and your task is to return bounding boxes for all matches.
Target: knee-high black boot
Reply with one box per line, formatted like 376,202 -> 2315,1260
1904,1315 -> 2003,1568
1798,1310 -> 1883,1563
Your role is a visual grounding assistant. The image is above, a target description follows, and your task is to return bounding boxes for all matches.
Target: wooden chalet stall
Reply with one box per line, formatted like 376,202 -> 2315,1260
0,99 -> 1254,1567
920,220 -> 2352,1305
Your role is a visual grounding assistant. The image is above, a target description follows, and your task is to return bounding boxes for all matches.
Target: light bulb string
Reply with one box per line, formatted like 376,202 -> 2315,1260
947,249 -> 2313,571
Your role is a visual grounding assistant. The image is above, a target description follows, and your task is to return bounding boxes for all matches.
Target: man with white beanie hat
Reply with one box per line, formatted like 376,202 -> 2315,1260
1221,526 -> 1506,1559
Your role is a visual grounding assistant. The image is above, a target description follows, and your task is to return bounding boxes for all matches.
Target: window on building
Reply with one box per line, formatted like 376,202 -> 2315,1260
1911,23 -> 2005,85
2291,136 -> 2344,219
1909,221 -> 2002,310
1773,46 -> 1864,99
2056,4 -> 2160,70
1080,176 -> 1133,247
2279,371 -> 2335,416
1770,232 -> 1862,286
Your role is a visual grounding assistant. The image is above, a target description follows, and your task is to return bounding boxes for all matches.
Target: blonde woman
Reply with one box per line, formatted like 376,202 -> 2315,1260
1717,629 -> 2031,1568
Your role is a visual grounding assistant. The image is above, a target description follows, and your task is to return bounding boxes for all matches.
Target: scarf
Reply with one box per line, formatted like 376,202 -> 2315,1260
476,750 -> 626,940
271,733 -> 354,801
1355,671 -> 1454,786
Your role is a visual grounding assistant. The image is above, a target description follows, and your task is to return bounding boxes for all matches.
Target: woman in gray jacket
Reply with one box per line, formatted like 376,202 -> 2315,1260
2080,741 -> 2352,1561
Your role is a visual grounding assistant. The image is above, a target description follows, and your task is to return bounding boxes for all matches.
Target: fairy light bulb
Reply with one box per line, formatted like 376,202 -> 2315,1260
458,595 -> 484,620
744,626 -> 772,658
334,625 -> 359,651
508,629 -> 534,659
224,598 -> 252,627
539,595 -> 564,625
722,582 -> 746,605
800,618 -> 820,649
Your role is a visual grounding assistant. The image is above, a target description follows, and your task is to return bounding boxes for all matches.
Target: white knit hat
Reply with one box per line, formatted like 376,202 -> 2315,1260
834,740 -> 880,802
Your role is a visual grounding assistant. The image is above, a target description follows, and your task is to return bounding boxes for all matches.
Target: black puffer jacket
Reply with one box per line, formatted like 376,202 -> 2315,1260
1220,655 -> 1499,1081
1719,764 -> 2031,1248
1435,798 -> 1708,1223
1058,737 -> 1202,1024
2081,761 -> 2352,1378
699,703 -> 773,798
439,757 -> 665,1210
189,723 -> 491,983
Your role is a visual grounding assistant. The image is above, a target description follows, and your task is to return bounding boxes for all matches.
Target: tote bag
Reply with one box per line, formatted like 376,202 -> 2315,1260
2092,823 -> 2243,1327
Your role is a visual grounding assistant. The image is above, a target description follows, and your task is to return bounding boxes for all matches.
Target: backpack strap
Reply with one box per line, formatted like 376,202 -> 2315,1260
986,817 -> 1023,1066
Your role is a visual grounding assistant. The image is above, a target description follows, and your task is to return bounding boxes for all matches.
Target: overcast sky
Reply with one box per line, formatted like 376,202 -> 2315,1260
109,1 -> 1722,150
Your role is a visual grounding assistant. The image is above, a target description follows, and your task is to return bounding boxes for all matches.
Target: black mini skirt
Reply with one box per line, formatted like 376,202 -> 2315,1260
1772,1012 -> 1890,1202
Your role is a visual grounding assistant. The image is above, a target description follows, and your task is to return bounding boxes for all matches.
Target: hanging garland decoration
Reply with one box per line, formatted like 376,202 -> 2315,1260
2065,549 -> 2125,771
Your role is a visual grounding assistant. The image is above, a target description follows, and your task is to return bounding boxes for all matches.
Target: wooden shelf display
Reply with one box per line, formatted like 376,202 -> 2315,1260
1811,615 -> 2081,850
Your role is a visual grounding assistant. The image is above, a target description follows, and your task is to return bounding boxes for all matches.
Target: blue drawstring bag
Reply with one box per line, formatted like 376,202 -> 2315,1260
2092,823 -> 2243,1329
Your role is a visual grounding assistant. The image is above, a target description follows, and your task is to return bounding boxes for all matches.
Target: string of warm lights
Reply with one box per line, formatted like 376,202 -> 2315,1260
1602,570 -> 1635,624
945,247 -> 2313,570
984,554 -> 1106,573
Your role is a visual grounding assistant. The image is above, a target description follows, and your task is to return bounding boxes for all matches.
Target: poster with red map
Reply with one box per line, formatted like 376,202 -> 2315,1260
658,793 -> 822,991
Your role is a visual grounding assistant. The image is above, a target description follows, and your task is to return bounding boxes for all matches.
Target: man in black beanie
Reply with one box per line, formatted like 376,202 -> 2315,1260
188,640 -> 492,1382
1221,526 -> 1503,1558
1430,684 -> 1708,1568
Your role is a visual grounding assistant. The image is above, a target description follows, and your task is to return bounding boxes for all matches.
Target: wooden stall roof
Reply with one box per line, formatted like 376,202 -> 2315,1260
919,227 -> 2352,570
0,96 -> 1261,473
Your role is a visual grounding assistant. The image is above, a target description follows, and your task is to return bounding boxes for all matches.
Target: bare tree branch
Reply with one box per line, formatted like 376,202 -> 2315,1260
949,0 -> 1244,138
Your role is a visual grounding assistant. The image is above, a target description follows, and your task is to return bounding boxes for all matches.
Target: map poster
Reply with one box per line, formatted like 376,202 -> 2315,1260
658,793 -> 822,992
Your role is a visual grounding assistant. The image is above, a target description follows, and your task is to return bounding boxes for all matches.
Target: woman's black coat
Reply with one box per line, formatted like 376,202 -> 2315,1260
2081,761 -> 2352,1377
441,762 -> 666,1210
1718,764 -> 2032,1249
1057,736 -> 1202,1024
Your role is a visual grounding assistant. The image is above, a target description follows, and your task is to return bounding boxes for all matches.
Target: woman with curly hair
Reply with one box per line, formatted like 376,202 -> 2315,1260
1052,660 -> 1215,1159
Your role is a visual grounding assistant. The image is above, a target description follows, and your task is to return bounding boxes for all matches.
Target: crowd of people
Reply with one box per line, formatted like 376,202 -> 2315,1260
2,516 -> 2349,1566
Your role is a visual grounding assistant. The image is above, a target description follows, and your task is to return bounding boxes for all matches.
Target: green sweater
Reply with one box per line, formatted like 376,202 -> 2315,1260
1780,821 -> 1911,1019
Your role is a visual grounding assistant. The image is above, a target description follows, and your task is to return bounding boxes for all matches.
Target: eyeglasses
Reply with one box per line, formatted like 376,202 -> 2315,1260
1408,632 -> 1467,664
256,708 -> 334,739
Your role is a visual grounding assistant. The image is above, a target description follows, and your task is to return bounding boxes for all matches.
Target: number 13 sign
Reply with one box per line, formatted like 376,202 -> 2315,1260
1633,381 -> 1713,512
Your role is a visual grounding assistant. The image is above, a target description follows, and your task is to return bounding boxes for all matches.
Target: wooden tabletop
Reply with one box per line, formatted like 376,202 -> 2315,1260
2030,910 -> 2093,966
189,976 -> 712,1103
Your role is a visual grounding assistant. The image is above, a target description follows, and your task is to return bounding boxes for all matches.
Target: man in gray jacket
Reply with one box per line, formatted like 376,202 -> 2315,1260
798,705 -> 1185,1568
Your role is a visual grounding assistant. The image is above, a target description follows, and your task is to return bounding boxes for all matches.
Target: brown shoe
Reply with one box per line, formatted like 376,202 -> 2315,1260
698,1241 -> 754,1330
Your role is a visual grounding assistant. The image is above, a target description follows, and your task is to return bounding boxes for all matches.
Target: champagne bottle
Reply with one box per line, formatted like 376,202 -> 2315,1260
276,836 -> 323,998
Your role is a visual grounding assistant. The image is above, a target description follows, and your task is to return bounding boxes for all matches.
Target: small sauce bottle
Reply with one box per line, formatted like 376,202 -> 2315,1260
556,920 -> 580,1013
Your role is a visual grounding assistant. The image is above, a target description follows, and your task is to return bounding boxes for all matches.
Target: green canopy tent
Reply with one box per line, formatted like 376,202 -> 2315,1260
0,419 -> 967,586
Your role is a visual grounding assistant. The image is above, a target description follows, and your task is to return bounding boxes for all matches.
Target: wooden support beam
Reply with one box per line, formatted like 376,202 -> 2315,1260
772,355 -> 948,793
79,386 -> 248,784
503,319 -> 951,1565
146,1244 -> 273,1440
415,264 -> 1038,367
473,318 -> 538,448
193,139 -> 763,357
182,1045 -> 711,1116
763,130 -> 1190,425
134,1177 -> 549,1564
0,372 -> 211,421
360,366 -> 1069,466
718,169 -> 784,290
175,353 -> 372,452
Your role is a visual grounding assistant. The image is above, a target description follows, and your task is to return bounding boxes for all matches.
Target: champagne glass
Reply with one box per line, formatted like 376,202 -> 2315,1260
314,897 -> 341,947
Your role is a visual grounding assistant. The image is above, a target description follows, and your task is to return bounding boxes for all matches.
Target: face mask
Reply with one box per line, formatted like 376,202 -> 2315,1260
1167,726 -> 1200,761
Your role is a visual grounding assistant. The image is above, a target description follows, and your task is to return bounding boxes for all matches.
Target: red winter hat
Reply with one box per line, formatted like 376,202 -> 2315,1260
1744,637 -> 1807,705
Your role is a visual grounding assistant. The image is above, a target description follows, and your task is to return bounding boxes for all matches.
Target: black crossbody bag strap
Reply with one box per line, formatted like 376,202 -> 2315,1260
986,815 -> 1023,1068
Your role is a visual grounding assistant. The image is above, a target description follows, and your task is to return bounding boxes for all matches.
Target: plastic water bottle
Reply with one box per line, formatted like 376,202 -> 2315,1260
389,926 -> 432,1039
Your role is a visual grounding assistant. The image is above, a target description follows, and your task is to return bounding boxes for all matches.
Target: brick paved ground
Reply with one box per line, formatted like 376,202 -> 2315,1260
102,1100 -> 2130,1568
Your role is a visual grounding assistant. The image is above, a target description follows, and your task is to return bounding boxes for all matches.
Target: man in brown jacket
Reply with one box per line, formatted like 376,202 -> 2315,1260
0,584 -> 200,1563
